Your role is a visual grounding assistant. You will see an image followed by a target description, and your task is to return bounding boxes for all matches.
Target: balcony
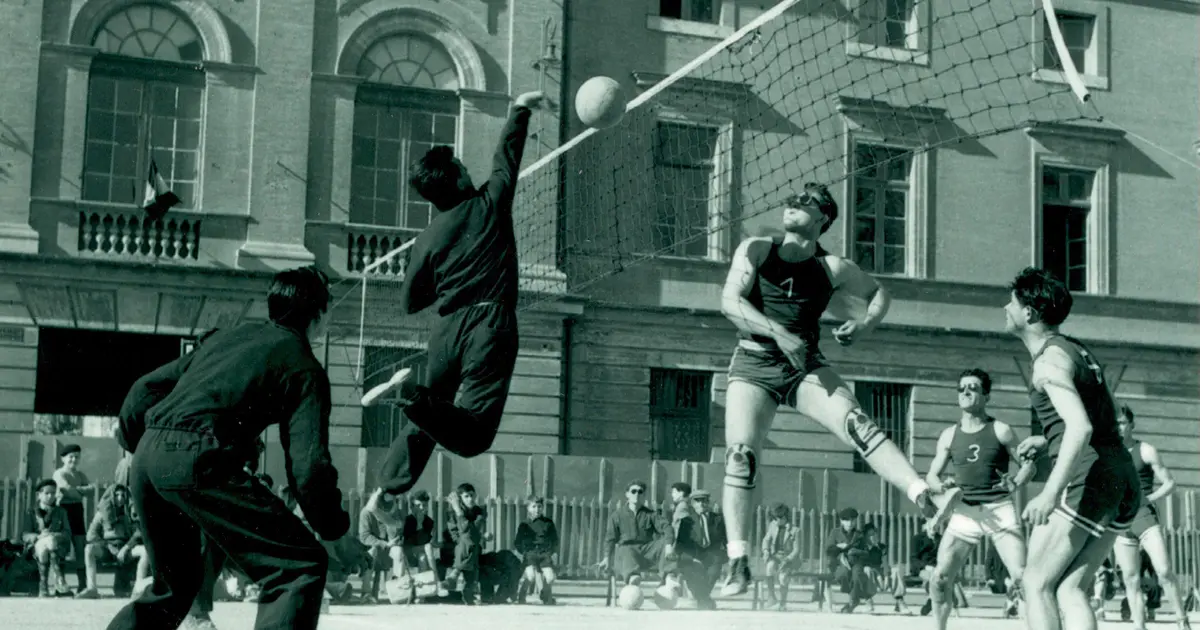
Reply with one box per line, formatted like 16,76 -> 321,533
29,198 -> 250,267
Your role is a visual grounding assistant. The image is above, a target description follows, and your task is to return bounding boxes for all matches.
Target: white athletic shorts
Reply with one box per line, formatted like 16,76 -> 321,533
945,499 -> 1021,545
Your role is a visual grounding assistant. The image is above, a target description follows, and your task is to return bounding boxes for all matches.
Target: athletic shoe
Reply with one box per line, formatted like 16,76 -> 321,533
918,486 -> 962,533
719,556 -> 751,597
361,367 -> 418,407
74,587 -> 100,599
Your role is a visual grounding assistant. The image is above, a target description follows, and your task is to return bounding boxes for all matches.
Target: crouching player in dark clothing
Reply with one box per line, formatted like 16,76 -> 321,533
107,266 -> 350,630
514,496 -> 559,604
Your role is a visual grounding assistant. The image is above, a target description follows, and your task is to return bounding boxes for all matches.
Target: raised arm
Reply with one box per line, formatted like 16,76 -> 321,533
925,426 -> 956,493
482,93 -> 545,213
827,256 -> 891,331
720,237 -> 787,339
1142,442 -> 1176,503
1033,347 -> 1092,500
279,369 -> 347,541
995,421 -> 1037,487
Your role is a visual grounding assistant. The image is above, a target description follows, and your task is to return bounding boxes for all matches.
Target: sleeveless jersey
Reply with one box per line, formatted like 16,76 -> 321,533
1028,336 -> 1123,464
948,420 -> 1010,505
1129,441 -> 1156,500
740,239 -> 835,347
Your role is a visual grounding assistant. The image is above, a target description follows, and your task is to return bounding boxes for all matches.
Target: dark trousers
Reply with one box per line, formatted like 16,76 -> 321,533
190,536 -> 226,616
108,431 -> 328,630
379,303 -> 519,494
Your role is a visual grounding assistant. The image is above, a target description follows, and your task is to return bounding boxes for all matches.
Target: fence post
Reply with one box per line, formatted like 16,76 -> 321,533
598,458 -> 608,503
542,455 -> 553,499
489,454 -> 501,498
525,455 -> 535,498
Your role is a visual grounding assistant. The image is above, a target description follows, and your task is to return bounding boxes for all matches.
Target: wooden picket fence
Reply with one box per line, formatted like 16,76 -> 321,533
5,478 -> 1200,589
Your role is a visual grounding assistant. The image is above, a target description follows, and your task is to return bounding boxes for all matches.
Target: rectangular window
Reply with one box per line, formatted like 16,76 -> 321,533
852,144 -> 913,275
859,0 -> 918,49
659,0 -> 718,23
1041,13 -> 1095,73
351,91 -> 458,229
83,67 -> 203,209
360,345 -> 427,448
852,382 -> 911,473
652,121 -> 722,259
1040,166 -> 1094,292
650,368 -> 712,462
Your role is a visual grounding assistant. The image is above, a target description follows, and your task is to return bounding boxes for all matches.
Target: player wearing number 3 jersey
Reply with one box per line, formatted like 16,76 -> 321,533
926,368 -> 1037,629
1004,267 -> 1141,630
716,183 -> 962,597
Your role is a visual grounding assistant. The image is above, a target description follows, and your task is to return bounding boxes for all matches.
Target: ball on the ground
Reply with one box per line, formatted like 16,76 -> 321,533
575,76 -> 626,129
652,582 -> 680,610
617,584 -> 644,610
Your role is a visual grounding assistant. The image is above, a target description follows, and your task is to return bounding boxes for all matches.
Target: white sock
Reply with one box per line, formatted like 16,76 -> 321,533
906,480 -> 930,504
727,540 -> 749,559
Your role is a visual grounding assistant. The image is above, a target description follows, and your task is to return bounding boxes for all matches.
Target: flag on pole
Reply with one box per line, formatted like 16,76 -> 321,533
143,158 -> 181,222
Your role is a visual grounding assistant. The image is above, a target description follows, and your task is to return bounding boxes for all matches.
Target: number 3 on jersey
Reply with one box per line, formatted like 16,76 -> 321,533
780,277 -> 794,298
966,444 -> 980,463
1078,348 -> 1105,385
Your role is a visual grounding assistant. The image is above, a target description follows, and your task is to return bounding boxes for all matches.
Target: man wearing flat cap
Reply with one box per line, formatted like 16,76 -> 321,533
676,490 -> 725,609
826,507 -> 870,612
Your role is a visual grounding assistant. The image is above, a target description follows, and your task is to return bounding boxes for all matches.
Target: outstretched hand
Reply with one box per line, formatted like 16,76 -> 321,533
515,91 -> 550,109
832,320 -> 863,346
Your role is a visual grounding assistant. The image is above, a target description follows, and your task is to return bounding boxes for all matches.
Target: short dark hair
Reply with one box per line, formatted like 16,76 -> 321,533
268,266 -> 330,331
627,480 -> 647,493
670,482 -> 692,496
527,495 -> 544,506
1120,405 -> 1135,423
456,482 -> 476,495
411,490 -> 430,502
35,479 -> 57,494
770,503 -> 790,520
1009,267 -> 1073,326
785,183 -> 839,234
958,368 -> 992,395
409,146 -> 465,210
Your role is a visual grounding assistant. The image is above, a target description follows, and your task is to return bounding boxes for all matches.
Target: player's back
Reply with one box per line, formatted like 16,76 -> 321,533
1029,336 -> 1123,463
144,321 -> 327,444
741,238 -> 835,346
419,182 -> 519,317
948,420 -> 1010,505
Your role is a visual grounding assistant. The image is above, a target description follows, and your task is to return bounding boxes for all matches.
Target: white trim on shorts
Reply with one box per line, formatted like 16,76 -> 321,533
1116,522 -> 1163,547
1054,488 -> 1107,538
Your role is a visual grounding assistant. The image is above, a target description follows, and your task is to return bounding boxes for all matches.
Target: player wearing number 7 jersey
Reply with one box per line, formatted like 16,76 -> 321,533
1004,267 -> 1141,630
716,183 -> 962,597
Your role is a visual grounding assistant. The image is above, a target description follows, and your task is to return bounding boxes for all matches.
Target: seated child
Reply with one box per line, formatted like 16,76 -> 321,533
761,502 -> 801,610
77,484 -> 138,598
513,496 -> 559,604
23,479 -> 71,597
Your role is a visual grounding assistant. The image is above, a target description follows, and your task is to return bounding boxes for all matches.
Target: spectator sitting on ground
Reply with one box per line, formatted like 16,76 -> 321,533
76,484 -> 138,599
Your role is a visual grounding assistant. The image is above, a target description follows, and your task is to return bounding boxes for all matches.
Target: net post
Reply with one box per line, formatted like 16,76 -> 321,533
1039,0 -> 1092,103
356,277 -> 367,386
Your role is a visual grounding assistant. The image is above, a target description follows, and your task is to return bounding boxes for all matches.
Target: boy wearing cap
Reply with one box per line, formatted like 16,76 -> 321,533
53,443 -> 94,592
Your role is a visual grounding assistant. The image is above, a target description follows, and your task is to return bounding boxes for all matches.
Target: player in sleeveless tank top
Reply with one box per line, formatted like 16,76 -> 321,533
1004,267 -> 1142,630
926,368 -> 1037,627
714,184 -> 961,599
1113,407 -> 1191,630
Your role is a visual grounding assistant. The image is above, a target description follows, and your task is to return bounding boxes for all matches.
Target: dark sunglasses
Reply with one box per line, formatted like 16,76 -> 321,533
957,383 -> 984,393
785,190 -> 825,209
628,487 -> 645,495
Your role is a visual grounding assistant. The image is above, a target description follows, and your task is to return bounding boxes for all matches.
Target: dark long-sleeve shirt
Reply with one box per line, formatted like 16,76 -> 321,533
911,533 -> 940,573
403,514 -> 435,547
605,504 -> 668,557
117,321 -> 343,536
401,105 -> 532,317
514,516 -> 559,555
448,505 -> 487,545
825,525 -> 862,559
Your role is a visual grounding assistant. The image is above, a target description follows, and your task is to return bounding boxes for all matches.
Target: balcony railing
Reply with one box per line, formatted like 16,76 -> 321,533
78,211 -> 201,261
347,227 -> 420,277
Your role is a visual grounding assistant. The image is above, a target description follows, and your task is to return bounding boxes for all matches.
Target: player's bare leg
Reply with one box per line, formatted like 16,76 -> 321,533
1024,513 -> 1117,630
1114,538 -> 1149,629
361,368 -> 417,407
793,368 -> 962,526
719,380 -> 779,596
931,535 -> 973,630
990,529 -> 1027,618
1141,527 -> 1192,629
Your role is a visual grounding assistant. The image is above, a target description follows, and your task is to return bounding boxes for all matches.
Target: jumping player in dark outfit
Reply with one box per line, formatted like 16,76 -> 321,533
361,91 -> 547,495
1005,267 -> 1141,630
107,267 -> 350,630
1113,406 -> 1190,630
717,184 -> 961,597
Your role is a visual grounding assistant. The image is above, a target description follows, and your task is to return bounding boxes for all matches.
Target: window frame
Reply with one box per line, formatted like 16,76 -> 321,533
845,0 -> 931,66
1039,165 -> 1095,292
849,380 -> 913,472
646,0 -> 735,38
1031,155 -> 1110,295
359,342 -> 427,448
841,130 -> 931,279
649,367 -> 714,462
650,115 -> 732,262
1032,3 -> 1110,91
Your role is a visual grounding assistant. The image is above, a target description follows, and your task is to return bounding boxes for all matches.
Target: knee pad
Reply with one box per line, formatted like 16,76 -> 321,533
724,443 -> 759,490
845,409 -> 886,458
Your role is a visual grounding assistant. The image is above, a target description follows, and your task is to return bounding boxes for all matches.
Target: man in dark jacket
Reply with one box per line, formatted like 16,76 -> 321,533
106,266 -> 349,630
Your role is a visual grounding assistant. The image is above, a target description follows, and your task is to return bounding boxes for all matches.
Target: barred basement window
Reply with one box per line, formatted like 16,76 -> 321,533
650,368 -> 712,462
852,382 -> 911,472
360,345 -> 426,448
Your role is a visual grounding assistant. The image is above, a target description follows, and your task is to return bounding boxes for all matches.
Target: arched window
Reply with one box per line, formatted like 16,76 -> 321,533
83,4 -> 205,209
350,34 -> 460,230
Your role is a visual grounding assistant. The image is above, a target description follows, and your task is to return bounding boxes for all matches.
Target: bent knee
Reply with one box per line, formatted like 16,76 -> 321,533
450,433 -> 497,458
1023,571 -> 1053,593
